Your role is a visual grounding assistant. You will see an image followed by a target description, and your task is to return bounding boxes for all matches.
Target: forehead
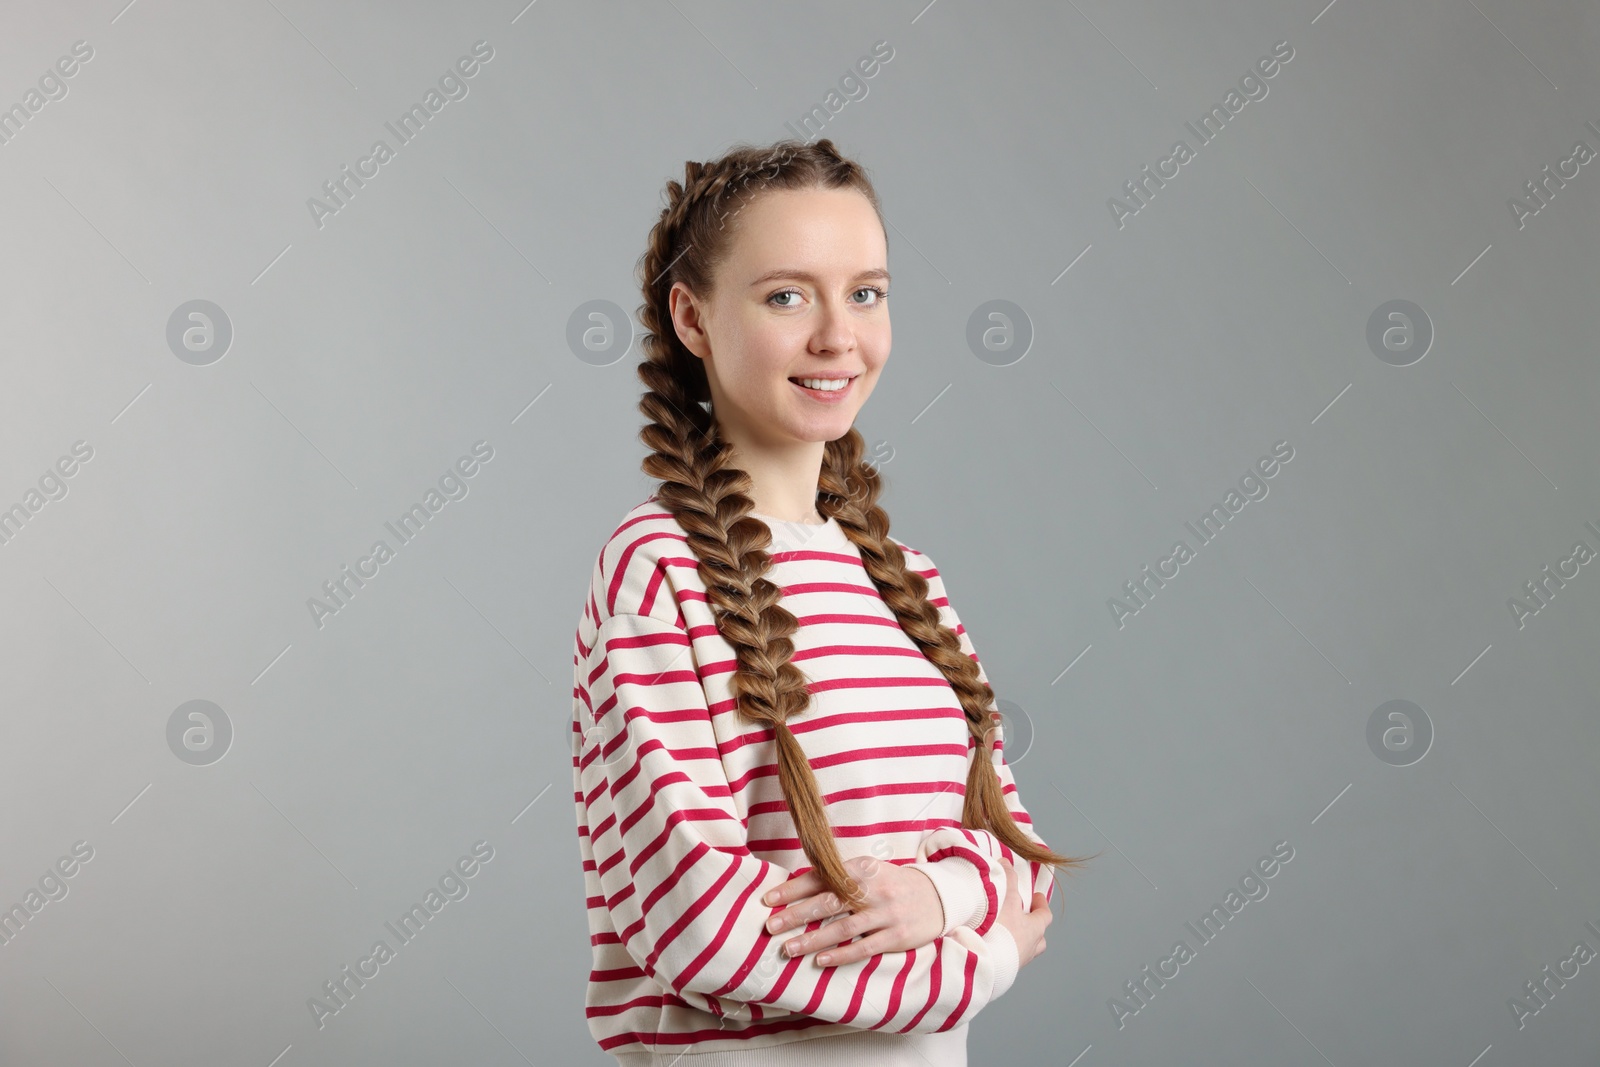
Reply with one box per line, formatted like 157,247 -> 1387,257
722,187 -> 886,275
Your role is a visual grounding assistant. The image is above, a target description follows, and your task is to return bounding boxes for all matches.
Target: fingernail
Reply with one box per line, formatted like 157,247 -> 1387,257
763,891 -> 777,905
785,941 -> 800,957
817,954 -> 832,965
767,917 -> 782,933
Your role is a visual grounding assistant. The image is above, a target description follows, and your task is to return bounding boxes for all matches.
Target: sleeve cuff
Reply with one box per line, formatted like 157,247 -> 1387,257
912,859 -> 988,938
981,924 -> 1020,999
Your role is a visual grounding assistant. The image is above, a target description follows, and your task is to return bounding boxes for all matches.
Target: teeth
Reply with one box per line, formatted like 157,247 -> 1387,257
796,377 -> 850,391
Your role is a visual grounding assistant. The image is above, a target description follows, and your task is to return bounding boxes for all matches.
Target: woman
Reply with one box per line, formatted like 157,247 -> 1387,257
571,138 -> 1094,1065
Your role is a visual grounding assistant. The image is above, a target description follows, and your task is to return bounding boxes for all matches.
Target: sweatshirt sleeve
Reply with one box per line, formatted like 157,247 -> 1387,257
575,610 -> 1020,1033
919,555 -> 1059,916
911,825 -> 1013,938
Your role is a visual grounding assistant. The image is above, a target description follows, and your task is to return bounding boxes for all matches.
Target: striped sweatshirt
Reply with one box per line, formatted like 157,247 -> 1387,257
570,499 -> 1059,1065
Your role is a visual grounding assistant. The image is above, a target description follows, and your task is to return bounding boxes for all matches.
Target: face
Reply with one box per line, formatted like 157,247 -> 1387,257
670,186 -> 890,454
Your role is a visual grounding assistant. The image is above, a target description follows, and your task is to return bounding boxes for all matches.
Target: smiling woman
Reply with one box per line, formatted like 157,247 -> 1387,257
569,138 -> 1092,1066
664,183 -> 894,523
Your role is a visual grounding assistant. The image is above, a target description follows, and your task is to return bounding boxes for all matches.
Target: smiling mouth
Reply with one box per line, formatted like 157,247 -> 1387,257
788,375 -> 857,401
788,375 -> 857,387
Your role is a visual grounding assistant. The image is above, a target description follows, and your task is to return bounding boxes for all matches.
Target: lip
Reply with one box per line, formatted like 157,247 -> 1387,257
789,374 -> 857,404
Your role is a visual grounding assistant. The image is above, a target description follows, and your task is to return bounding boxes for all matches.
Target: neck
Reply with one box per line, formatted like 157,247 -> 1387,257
720,435 -> 827,526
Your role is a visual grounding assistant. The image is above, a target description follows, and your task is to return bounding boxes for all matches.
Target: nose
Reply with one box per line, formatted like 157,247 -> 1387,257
811,300 -> 856,354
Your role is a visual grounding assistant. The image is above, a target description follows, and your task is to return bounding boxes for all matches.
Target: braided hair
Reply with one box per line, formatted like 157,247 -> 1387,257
633,137 -> 1091,913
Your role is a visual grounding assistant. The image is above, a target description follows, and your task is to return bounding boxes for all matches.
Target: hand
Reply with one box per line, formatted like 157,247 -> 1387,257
760,854 -> 945,968
995,858 -> 1051,968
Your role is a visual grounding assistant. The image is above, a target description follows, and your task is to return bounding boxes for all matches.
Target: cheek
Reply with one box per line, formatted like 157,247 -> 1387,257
861,326 -> 891,370
723,326 -> 792,391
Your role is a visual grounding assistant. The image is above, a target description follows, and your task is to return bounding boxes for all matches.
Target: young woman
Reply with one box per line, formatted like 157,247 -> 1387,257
571,138 -> 1094,1065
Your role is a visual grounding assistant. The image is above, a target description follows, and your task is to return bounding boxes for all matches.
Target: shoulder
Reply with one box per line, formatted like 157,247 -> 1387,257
888,532 -> 950,606
888,530 -> 977,651
581,497 -> 697,633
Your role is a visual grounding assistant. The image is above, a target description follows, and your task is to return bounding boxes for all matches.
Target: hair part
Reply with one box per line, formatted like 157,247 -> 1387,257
633,137 -> 1094,913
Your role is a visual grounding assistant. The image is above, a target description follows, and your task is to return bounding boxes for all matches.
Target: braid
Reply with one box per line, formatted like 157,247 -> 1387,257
820,439 -> 1091,874
633,139 -> 1092,916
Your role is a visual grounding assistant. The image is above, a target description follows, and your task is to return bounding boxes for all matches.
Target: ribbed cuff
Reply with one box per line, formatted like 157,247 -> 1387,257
981,924 -> 1019,1000
911,860 -> 987,937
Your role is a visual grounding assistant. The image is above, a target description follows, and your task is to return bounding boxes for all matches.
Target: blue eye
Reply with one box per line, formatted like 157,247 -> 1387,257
767,286 -> 889,308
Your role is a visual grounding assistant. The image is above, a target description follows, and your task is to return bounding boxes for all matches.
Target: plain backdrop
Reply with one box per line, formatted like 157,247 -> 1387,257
2,2 -> 1598,1065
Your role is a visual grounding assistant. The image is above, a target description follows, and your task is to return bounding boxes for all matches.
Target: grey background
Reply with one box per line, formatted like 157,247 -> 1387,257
2,1 -> 1597,1064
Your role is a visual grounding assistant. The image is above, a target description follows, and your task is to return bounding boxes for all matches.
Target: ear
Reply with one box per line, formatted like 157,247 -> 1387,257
669,283 -> 712,361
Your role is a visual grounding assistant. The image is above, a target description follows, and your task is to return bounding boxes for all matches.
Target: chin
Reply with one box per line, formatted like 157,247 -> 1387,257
797,412 -> 859,438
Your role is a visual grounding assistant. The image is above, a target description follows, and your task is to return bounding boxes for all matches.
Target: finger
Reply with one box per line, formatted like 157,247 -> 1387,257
766,889 -> 846,936
813,929 -> 890,968
780,912 -> 862,960
763,872 -> 822,908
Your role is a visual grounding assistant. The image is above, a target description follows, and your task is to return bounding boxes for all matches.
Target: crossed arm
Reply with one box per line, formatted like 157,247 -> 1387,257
577,556 -> 1059,1028
577,610 -> 1025,1032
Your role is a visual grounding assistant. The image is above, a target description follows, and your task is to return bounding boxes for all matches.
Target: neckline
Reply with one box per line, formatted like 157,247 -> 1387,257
750,510 -> 831,528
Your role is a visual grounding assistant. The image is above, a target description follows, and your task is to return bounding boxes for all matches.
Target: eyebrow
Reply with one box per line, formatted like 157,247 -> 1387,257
747,268 -> 891,288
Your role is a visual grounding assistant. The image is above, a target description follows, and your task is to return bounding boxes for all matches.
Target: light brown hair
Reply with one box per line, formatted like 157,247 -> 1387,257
633,137 -> 1093,912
